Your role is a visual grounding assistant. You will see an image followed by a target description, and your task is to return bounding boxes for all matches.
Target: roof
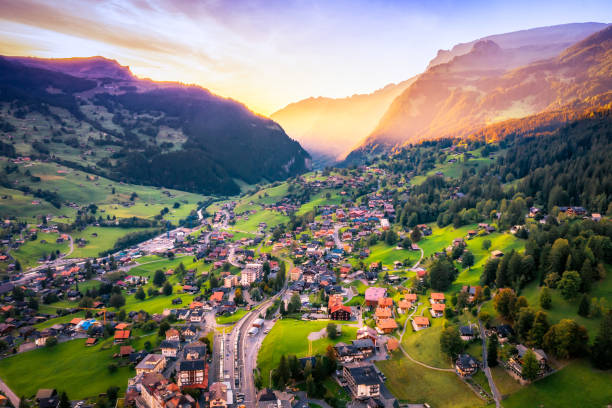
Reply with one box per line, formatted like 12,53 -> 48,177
365,287 -> 387,302
430,293 -> 445,301
432,303 -> 446,312
120,345 -> 134,355
414,316 -> 430,326
405,293 -> 417,302
378,297 -> 393,307
179,359 -> 205,371
377,318 -> 398,330
160,340 -> 180,349
114,330 -> 130,340
345,364 -> 381,386
36,389 -> 56,399
386,337 -> 399,352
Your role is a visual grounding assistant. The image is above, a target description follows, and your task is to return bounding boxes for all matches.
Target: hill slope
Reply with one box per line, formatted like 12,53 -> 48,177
0,56 -> 311,195
271,77 -> 416,163
346,24 -> 612,161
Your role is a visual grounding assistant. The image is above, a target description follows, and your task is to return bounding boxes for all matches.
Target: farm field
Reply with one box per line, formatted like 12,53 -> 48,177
69,226 -> 156,258
11,231 -> 70,269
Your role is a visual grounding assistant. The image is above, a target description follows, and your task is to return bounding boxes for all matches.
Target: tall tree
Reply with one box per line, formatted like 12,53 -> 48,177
590,311 -> 612,369
577,294 -> 590,317
528,311 -> 550,348
440,326 -> 463,359
521,349 -> 540,381
487,334 -> 499,367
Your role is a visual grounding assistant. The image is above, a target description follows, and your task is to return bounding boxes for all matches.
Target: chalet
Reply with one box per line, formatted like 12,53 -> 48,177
455,354 -> 478,377
376,318 -> 398,334
397,299 -> 412,314
182,325 -> 198,340
289,267 -> 302,281
495,324 -> 514,343
343,363 -> 381,400
356,326 -> 378,346
404,293 -> 417,303
189,309 -> 204,323
374,307 -> 392,320
329,305 -> 352,321
119,345 -> 134,357
85,337 -> 98,346
160,340 -> 180,358
386,337 -> 399,353
166,328 -> 180,341
114,330 -> 131,344
377,297 -> 393,309
430,292 -> 445,304
459,325 -> 476,341
35,389 -> 58,408
508,345 -> 548,379
430,303 -> 445,318
140,373 -> 198,408
491,250 -> 504,258
210,292 -> 224,303
333,343 -> 363,363
412,316 -> 430,331
351,339 -> 375,357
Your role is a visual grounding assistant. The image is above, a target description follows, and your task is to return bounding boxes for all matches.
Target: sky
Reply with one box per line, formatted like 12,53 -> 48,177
0,0 -> 611,115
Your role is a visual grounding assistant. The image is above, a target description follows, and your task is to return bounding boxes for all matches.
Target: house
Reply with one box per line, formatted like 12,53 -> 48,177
459,325 -> 476,341
329,305 -> 352,321
397,299 -> 412,314
365,287 -> 387,307
374,307 -> 392,320
140,372 -> 198,408
182,325 -> 198,340
491,250 -> 504,258
412,316 -> 430,331
255,388 -> 294,408
183,341 -> 207,360
35,389 -> 59,408
119,345 -> 134,357
508,345 -> 549,379
455,354 -> 478,377
404,293 -> 417,303
114,330 -> 131,344
223,275 -> 238,288
343,363 -> 381,400
165,328 -> 180,341
430,293 -> 445,304
376,318 -> 398,334
177,359 -> 207,389
377,297 -> 393,309
210,292 -> 224,303
495,324 -> 514,343
351,339 -> 375,357
135,354 -> 166,375
356,326 -> 378,346
290,267 -> 302,281
333,343 -> 363,363
430,303 -> 446,318
85,337 -> 98,346
160,340 -> 180,358
189,309 -> 204,323
209,382 -> 231,408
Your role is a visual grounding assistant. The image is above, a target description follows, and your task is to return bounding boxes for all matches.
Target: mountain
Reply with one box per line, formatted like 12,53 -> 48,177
271,77 -> 417,163
346,24 -> 612,162
427,22 -> 608,69
0,56 -> 311,195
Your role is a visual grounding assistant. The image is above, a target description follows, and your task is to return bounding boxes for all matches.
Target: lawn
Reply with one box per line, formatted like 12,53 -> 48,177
376,354 -> 485,408
233,209 -> 288,233
216,308 -> 248,325
490,366 -> 522,398
500,360 -> 612,408
257,319 -> 357,387
0,338 -> 133,399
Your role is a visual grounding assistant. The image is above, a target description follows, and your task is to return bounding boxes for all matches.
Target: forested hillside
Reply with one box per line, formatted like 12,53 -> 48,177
0,56 -> 311,195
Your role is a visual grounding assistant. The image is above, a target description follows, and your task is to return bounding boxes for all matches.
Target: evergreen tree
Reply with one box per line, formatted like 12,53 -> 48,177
590,311 -> 612,369
528,311 -> 550,348
521,349 -> 539,381
539,287 -> 552,309
577,294 -> 590,317
59,392 -> 71,408
487,334 -> 499,367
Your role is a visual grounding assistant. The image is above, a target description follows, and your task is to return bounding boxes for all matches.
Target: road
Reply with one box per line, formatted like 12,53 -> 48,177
0,377 -> 19,407
332,223 -> 344,249
478,309 -> 502,407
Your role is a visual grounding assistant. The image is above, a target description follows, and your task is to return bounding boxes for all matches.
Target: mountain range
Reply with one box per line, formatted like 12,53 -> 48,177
346,23 -> 612,161
269,22 -> 609,163
0,56 -> 311,195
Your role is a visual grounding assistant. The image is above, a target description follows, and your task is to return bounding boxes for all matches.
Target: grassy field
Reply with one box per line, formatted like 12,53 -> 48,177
69,226 -> 155,258
0,160 -> 205,223
356,242 -> 416,269
410,149 -> 495,186
216,308 -> 248,325
0,338 -> 133,399
500,360 -> 612,408
0,185 -> 74,220
257,319 -> 357,387
11,232 -> 70,269
376,353 -> 485,407
232,209 -> 288,233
